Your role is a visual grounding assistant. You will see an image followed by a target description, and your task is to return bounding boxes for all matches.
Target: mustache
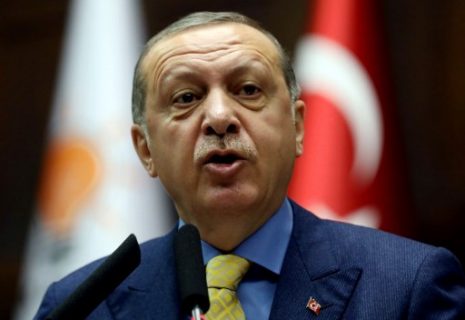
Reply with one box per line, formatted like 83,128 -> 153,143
194,135 -> 256,162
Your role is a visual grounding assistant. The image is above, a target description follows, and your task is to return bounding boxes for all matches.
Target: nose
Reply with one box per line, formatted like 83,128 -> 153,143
201,90 -> 240,137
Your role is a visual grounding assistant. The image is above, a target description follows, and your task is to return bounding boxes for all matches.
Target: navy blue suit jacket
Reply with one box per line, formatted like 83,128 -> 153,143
34,202 -> 465,319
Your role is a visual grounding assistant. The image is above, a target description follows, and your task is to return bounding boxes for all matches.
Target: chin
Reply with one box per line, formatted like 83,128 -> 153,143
204,188 -> 260,213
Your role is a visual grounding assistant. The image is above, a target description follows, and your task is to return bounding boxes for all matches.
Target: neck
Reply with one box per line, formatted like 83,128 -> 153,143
178,202 -> 283,251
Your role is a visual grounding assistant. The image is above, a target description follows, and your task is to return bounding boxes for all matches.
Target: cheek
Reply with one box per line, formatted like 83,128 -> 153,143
153,121 -> 198,171
260,106 -> 295,143
150,129 -> 192,200
256,109 -> 297,166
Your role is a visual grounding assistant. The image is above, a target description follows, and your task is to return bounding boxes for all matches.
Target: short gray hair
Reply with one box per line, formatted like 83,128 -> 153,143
131,11 -> 300,125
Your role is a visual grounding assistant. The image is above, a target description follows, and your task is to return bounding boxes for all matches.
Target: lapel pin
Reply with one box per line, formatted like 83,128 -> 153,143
306,297 -> 321,316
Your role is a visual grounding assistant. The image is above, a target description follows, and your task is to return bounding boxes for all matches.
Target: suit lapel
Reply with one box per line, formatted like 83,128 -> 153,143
270,203 -> 361,320
106,230 -> 181,320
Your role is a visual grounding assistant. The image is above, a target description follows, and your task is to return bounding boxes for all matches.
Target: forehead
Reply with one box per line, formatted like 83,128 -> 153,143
140,23 -> 282,79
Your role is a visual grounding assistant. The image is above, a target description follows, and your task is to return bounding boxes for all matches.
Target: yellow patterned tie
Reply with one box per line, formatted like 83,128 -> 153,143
205,254 -> 250,320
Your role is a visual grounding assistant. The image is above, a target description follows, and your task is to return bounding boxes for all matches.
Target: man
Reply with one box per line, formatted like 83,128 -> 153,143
34,11 -> 465,319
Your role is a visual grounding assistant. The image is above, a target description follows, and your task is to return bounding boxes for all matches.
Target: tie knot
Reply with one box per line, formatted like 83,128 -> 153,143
206,254 -> 250,291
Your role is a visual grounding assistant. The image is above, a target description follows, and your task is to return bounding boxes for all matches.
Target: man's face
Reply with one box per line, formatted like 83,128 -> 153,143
132,23 -> 304,245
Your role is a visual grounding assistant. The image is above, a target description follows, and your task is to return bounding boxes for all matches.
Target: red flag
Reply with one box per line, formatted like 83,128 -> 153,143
289,0 -> 410,234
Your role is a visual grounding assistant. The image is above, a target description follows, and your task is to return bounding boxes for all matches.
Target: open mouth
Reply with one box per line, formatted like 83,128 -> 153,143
207,154 -> 240,164
204,151 -> 244,166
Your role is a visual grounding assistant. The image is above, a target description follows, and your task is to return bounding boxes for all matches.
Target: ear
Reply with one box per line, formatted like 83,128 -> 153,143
293,99 -> 305,157
131,124 -> 158,177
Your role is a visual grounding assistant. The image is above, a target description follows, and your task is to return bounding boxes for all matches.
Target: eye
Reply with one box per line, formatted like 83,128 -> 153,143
173,91 -> 199,106
238,84 -> 261,97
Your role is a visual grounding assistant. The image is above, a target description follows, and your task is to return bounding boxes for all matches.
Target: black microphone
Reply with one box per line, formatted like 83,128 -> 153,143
175,224 -> 210,319
46,234 -> 141,320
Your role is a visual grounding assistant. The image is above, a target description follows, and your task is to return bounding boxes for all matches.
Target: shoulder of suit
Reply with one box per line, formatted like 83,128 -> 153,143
289,200 -> 443,267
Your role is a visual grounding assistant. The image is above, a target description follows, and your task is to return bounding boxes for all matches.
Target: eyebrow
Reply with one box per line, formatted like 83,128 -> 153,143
159,56 -> 274,86
225,58 -> 273,80
156,69 -> 204,98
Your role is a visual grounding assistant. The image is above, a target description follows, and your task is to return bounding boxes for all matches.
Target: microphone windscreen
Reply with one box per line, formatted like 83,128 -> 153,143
46,234 -> 140,320
175,224 -> 210,314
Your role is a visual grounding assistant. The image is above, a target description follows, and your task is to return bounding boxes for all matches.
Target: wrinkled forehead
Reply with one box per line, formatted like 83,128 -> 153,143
139,23 -> 282,80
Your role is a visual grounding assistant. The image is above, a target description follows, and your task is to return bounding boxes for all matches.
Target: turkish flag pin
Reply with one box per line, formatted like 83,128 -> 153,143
306,297 -> 321,315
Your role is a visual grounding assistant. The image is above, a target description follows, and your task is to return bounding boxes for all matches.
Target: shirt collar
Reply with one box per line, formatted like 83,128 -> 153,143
178,198 -> 293,275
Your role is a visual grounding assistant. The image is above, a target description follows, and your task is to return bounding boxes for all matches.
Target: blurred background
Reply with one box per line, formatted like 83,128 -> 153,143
1,0 -> 464,318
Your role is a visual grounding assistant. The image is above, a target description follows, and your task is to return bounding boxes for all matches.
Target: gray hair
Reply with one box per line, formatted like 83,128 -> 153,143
131,11 -> 300,125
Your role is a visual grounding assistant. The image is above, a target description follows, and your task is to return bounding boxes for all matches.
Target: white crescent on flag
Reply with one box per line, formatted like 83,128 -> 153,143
295,35 -> 383,186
